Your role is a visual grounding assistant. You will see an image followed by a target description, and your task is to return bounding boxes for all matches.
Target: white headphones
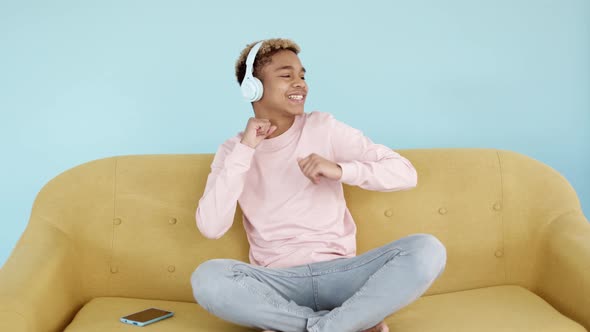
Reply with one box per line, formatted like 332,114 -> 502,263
241,41 -> 264,102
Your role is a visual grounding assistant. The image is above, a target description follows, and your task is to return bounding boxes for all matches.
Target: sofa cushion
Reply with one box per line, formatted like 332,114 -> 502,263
387,285 -> 586,331
63,285 -> 584,331
63,296 -> 257,332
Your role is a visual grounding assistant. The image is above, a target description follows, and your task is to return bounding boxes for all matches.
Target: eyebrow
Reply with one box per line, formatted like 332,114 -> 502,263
274,65 -> 306,73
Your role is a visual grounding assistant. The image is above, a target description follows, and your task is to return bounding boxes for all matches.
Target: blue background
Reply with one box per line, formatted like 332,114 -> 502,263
1,0 -> 588,268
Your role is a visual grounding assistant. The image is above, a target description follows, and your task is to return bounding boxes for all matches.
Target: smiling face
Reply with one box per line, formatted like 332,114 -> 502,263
254,49 -> 308,118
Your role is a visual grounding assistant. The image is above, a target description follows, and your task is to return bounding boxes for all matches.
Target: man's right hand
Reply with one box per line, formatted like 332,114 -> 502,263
240,117 -> 277,149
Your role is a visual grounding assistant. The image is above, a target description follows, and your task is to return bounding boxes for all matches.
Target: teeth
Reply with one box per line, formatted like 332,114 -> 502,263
288,95 -> 303,100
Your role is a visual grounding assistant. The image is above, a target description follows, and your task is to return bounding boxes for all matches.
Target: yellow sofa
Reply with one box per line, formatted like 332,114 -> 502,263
1,148 -> 589,332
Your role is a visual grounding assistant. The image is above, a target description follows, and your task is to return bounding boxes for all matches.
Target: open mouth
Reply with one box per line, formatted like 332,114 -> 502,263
288,94 -> 305,104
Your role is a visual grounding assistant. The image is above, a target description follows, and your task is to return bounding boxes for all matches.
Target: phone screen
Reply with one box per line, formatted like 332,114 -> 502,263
122,308 -> 172,323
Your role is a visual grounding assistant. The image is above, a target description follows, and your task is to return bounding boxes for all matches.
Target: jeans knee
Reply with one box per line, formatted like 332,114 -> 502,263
191,259 -> 233,306
407,233 -> 447,281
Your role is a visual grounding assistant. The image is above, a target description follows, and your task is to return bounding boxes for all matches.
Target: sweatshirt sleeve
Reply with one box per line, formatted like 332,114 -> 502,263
195,139 -> 255,239
328,113 -> 418,192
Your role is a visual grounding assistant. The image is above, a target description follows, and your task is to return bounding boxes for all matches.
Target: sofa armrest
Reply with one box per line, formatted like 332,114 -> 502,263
0,220 -> 84,331
533,210 -> 590,331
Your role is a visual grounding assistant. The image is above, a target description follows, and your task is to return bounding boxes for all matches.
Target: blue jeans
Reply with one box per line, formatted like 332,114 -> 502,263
191,233 -> 446,332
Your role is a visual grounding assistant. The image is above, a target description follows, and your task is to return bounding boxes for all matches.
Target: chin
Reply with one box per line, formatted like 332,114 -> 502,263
290,104 -> 305,112
281,107 -> 304,116
292,108 -> 305,116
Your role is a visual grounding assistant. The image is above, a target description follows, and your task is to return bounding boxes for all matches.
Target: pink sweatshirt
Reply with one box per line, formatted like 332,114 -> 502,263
195,111 -> 418,268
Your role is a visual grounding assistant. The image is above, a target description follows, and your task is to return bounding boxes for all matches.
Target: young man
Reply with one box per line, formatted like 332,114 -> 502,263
191,38 -> 446,332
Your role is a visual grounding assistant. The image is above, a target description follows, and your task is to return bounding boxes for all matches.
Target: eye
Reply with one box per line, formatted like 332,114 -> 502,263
301,76 -> 305,80
280,75 -> 291,78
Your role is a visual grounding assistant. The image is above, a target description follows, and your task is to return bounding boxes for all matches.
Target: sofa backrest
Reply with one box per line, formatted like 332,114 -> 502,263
25,148 -> 581,303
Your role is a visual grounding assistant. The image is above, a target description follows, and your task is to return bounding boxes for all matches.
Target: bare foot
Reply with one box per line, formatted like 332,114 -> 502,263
360,320 -> 389,332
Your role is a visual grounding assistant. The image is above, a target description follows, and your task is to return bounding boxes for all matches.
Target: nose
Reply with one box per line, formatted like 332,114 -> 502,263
293,77 -> 306,89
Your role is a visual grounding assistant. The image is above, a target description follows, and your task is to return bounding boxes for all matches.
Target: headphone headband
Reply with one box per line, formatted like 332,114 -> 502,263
245,41 -> 264,70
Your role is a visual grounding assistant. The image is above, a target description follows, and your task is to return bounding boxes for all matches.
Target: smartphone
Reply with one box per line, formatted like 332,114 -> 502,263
120,307 -> 174,327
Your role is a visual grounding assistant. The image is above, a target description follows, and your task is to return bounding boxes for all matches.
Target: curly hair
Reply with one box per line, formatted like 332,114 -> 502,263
235,38 -> 301,85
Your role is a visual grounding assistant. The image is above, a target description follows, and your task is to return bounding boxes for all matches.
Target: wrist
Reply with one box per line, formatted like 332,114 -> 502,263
240,139 -> 256,149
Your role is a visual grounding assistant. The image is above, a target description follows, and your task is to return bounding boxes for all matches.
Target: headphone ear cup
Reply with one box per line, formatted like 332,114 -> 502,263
241,76 -> 264,102
251,77 -> 263,102
241,78 -> 257,101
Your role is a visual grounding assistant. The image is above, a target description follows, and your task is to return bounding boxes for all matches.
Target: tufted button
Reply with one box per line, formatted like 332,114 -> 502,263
495,250 -> 504,257
169,217 -> 177,225
113,218 -> 122,225
384,209 -> 393,217
110,266 -> 119,273
493,202 -> 502,211
168,265 -> 176,273
438,207 -> 447,215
